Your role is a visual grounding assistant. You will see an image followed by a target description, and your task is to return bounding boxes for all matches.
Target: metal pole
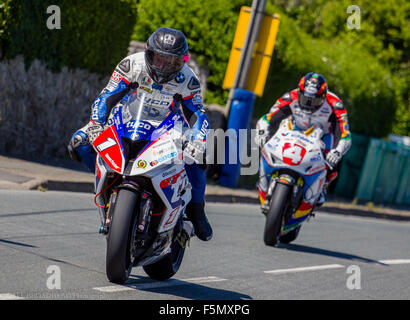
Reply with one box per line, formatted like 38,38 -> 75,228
225,0 -> 267,117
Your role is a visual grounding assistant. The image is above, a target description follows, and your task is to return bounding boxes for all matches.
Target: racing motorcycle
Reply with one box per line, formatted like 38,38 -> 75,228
92,89 -> 195,284
258,116 -> 331,246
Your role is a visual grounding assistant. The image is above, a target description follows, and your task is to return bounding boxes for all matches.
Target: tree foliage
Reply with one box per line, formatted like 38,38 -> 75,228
2,0 -> 137,75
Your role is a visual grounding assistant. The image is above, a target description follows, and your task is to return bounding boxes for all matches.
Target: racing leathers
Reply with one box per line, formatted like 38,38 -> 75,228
68,52 -> 212,240
255,89 -> 352,206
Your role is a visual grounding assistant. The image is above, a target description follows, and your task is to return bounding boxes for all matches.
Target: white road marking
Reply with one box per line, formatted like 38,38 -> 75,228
93,276 -> 227,293
264,264 -> 344,275
0,293 -> 24,300
377,259 -> 410,265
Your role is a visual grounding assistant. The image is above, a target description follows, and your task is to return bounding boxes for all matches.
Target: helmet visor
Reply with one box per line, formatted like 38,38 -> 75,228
145,49 -> 185,77
298,91 -> 324,113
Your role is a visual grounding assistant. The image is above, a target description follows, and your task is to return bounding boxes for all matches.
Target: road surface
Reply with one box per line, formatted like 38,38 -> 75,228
0,190 -> 409,300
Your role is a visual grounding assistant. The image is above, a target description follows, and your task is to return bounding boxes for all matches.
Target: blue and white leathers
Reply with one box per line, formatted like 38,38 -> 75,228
71,52 -> 209,203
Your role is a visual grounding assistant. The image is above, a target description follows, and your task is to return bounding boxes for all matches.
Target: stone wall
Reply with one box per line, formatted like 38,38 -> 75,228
0,56 -> 108,158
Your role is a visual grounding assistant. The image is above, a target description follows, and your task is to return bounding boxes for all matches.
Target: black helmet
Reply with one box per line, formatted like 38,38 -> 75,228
297,72 -> 328,114
145,27 -> 189,84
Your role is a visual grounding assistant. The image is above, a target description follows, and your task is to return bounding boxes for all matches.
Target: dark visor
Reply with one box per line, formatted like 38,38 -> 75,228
145,49 -> 185,74
298,91 -> 324,111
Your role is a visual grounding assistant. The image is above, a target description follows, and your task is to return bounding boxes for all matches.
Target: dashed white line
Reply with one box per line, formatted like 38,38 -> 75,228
93,276 -> 227,293
377,259 -> 410,265
0,293 -> 24,300
264,264 -> 344,275
94,259 -> 410,293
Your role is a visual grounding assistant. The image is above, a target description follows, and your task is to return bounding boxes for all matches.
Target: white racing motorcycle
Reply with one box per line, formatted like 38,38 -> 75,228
258,116 -> 331,246
92,90 -> 195,284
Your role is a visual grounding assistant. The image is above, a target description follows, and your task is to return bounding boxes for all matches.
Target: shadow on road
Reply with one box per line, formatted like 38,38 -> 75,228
278,243 -> 388,266
0,239 -> 37,248
126,275 -> 253,300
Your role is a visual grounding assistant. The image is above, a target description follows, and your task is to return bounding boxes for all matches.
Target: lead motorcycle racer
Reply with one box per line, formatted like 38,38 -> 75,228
255,72 -> 352,210
68,27 -> 213,241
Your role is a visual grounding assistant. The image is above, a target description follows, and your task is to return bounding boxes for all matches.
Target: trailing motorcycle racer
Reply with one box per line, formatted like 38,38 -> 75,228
68,27 -> 213,241
255,72 -> 352,208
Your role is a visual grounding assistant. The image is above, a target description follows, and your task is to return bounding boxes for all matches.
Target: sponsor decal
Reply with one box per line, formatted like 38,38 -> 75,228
320,106 -> 331,114
192,93 -> 202,105
118,59 -> 130,73
152,83 -> 163,90
162,168 -> 177,177
110,71 -> 122,83
164,34 -> 176,45
105,154 -> 120,169
175,72 -> 185,83
140,86 -> 153,93
334,101 -> 344,110
160,90 -> 173,96
310,153 -> 322,162
196,119 -> 209,141
187,76 -> 200,90
150,160 -> 158,167
158,151 -> 177,163
141,76 -> 152,87
137,160 -> 147,168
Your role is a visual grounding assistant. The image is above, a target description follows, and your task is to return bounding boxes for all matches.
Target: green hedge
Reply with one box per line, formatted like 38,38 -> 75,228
3,0 -> 137,75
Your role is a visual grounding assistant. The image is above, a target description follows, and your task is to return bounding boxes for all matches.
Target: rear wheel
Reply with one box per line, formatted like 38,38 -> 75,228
279,226 -> 301,244
264,183 -> 291,246
106,189 -> 139,284
143,236 -> 186,281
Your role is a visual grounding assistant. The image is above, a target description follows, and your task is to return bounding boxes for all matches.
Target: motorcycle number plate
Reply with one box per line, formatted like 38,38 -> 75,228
282,143 -> 306,166
93,125 -> 124,173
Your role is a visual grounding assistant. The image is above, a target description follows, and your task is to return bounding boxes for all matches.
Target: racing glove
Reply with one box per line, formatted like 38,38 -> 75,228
254,118 -> 270,148
183,140 -> 206,165
326,149 -> 342,168
85,121 -> 104,144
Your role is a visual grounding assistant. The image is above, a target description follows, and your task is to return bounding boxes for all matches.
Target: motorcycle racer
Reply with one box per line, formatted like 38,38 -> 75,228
255,72 -> 352,207
68,27 -> 212,241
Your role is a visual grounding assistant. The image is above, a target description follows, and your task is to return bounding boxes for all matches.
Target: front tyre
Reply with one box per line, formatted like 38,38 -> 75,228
264,183 -> 291,246
143,237 -> 186,281
106,188 -> 139,284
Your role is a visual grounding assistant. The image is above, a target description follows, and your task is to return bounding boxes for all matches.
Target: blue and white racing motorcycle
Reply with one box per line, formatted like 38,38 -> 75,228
92,90 -> 195,284
258,116 -> 332,246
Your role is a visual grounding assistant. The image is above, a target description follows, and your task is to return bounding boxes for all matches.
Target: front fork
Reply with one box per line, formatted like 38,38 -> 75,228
264,173 -> 304,221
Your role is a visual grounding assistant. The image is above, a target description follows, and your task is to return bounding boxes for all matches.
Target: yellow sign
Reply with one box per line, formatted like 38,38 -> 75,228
223,7 -> 280,97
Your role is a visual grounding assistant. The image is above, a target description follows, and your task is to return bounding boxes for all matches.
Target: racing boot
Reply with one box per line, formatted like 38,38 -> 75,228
316,171 -> 338,208
185,201 -> 213,241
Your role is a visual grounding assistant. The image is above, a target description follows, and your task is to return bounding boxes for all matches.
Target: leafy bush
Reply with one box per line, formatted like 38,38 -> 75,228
3,0 -> 137,75
0,0 -> 15,58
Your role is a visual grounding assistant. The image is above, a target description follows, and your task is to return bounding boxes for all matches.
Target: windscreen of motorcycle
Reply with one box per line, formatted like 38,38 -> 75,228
125,88 -> 174,123
121,90 -> 167,141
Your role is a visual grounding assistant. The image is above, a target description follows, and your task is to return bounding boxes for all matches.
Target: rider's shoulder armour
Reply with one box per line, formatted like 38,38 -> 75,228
326,91 -> 344,110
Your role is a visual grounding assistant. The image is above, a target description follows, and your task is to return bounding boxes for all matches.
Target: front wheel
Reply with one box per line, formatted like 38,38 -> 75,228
264,183 -> 291,246
106,188 -> 139,284
143,237 -> 186,281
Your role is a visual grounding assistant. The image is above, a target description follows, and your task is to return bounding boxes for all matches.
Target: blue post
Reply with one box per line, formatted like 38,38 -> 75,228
219,88 -> 256,187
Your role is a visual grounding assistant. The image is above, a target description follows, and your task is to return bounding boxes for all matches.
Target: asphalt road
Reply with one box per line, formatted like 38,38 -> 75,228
0,190 -> 409,300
